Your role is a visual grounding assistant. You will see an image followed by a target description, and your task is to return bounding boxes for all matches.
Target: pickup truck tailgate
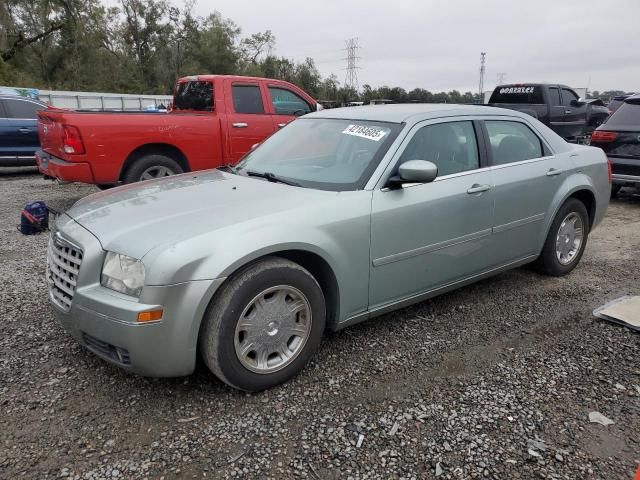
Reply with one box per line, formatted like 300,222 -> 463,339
38,110 -> 65,156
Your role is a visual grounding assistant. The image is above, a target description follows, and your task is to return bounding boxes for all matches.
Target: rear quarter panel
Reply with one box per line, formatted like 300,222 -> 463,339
39,110 -> 223,183
539,145 -> 609,248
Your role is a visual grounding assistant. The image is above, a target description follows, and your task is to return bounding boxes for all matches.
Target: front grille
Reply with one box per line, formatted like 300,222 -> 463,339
82,332 -> 131,365
47,233 -> 83,311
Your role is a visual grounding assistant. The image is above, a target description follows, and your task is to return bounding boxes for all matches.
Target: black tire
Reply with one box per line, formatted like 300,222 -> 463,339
199,257 -> 326,392
536,198 -> 589,276
122,154 -> 183,184
610,185 -> 622,198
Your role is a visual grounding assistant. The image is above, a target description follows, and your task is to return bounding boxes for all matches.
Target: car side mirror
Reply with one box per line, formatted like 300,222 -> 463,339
388,160 -> 438,188
570,99 -> 584,107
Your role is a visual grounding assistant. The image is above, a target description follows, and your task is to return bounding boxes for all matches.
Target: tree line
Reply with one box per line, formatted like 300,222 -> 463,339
3,1 -> 625,105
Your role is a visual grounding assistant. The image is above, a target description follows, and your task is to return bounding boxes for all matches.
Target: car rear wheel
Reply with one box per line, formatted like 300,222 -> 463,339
536,198 -> 589,276
199,257 -> 326,391
123,154 -> 183,184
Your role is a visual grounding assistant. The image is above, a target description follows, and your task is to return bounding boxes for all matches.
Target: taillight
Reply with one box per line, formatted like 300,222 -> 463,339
62,125 -> 85,154
591,130 -> 618,143
607,157 -> 612,184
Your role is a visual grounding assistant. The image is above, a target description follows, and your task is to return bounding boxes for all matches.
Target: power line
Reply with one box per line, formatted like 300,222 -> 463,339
344,38 -> 361,92
478,52 -> 486,98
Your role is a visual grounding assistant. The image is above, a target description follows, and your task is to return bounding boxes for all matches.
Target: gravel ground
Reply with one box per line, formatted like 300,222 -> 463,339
1,171 -> 639,480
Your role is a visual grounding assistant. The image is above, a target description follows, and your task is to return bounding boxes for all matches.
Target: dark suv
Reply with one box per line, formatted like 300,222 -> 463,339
591,93 -> 640,196
0,95 -> 47,166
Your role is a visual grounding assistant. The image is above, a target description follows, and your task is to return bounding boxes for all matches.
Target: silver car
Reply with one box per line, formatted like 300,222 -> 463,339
47,105 -> 610,391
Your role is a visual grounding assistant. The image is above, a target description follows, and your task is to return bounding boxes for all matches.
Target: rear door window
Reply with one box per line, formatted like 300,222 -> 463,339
173,81 -> 214,111
232,85 -> 265,114
548,88 -> 561,106
268,87 -> 312,115
485,121 -> 544,165
605,102 -> 640,127
4,99 -> 43,119
489,86 -> 544,104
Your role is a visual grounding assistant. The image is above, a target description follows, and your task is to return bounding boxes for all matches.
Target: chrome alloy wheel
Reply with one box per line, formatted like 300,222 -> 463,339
555,212 -> 584,265
234,285 -> 312,374
140,165 -> 175,180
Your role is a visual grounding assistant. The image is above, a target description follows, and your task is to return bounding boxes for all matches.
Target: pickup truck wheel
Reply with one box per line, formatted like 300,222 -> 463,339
199,257 -> 326,392
536,198 -> 589,276
123,154 -> 183,184
611,185 -> 621,198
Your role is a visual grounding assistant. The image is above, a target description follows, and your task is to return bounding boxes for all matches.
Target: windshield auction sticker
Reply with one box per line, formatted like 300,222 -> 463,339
342,125 -> 387,141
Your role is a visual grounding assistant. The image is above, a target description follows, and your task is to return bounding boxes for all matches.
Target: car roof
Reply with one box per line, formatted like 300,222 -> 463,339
307,103 -> 533,124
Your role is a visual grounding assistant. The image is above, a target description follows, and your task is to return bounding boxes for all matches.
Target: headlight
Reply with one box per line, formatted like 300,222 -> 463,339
101,251 -> 145,297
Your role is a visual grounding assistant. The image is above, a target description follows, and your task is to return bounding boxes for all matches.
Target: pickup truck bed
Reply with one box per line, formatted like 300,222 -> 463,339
37,75 -> 318,185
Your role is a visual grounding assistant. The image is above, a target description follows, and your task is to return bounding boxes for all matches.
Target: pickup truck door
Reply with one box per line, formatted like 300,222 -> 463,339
224,80 -> 276,162
265,85 -> 314,131
559,88 -> 588,139
547,87 -> 568,136
1,97 -> 43,159
369,119 -> 495,309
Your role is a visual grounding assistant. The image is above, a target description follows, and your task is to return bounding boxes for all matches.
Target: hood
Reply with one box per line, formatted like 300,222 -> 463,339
67,170 -> 333,259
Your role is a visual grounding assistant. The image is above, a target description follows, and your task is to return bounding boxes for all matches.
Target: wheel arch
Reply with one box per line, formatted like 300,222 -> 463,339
119,143 -> 190,181
195,247 -> 342,349
540,184 -> 597,255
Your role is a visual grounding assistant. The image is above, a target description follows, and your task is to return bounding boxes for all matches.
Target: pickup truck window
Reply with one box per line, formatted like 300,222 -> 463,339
485,121 -> 543,165
549,87 -> 561,106
399,121 -> 479,177
232,85 -> 265,114
173,81 -> 213,111
489,86 -> 544,104
561,89 -> 579,106
4,98 -> 44,119
268,87 -> 311,115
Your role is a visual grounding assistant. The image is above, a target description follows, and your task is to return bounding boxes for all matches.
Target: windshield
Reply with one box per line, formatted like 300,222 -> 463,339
236,118 -> 401,191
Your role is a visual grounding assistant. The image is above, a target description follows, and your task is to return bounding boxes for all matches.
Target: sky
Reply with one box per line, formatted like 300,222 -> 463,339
188,0 -> 639,94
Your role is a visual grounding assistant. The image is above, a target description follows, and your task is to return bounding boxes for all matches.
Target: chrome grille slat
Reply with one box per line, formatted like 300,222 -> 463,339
47,232 -> 83,311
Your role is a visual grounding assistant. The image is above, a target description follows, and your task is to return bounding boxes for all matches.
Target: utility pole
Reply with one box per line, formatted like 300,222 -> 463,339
344,38 -> 361,93
478,52 -> 486,99
497,72 -> 506,85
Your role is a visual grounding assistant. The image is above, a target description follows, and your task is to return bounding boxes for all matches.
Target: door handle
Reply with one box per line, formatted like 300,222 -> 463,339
467,184 -> 491,194
277,123 -> 287,128
546,168 -> 562,176
18,128 -> 31,134
232,122 -> 248,128
564,110 -> 572,114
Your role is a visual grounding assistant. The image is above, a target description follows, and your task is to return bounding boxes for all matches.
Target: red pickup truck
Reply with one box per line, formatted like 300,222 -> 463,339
36,75 -> 318,186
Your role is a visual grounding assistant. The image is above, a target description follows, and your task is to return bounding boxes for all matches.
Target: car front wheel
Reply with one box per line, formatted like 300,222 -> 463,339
199,257 -> 326,391
536,198 -> 589,276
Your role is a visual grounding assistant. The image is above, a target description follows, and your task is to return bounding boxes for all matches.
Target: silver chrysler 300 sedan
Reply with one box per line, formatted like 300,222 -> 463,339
47,105 -> 610,391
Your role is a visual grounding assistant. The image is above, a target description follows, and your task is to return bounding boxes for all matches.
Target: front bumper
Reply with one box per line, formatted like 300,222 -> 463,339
36,150 -> 94,183
49,214 -> 225,377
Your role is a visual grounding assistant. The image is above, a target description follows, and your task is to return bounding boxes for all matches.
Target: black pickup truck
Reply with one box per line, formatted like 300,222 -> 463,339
488,84 -> 609,142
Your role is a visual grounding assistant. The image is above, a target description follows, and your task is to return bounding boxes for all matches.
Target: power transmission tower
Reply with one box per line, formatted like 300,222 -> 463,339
497,72 -> 506,85
344,38 -> 361,92
478,52 -> 486,98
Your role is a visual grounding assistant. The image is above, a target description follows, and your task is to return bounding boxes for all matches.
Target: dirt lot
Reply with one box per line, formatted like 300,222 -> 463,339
1,170 -> 639,480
